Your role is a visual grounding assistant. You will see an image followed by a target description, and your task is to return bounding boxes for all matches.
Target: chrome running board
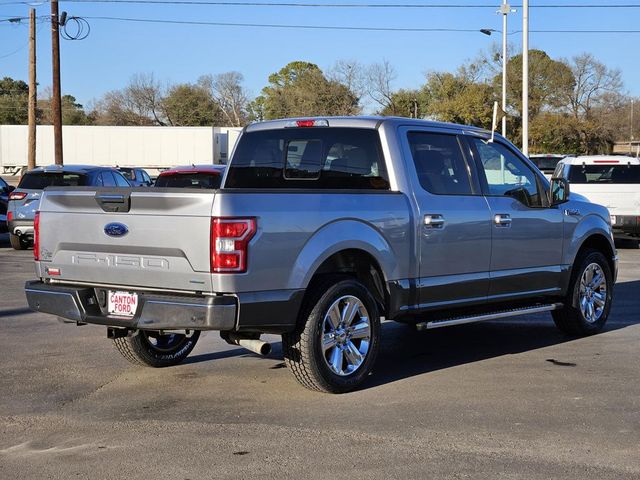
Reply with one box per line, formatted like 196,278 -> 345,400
415,303 -> 563,331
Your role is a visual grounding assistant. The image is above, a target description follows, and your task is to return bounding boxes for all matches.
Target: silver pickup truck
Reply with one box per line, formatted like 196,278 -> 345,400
25,117 -> 617,393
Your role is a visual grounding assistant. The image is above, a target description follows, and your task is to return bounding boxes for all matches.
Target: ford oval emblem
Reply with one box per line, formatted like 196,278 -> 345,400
104,222 -> 129,238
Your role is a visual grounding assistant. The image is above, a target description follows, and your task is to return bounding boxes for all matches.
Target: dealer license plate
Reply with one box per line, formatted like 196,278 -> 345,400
108,291 -> 138,317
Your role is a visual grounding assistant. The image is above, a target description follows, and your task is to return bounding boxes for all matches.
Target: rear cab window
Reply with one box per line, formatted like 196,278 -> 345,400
155,173 -> 222,189
225,128 -> 389,190
19,172 -> 87,189
568,164 -> 640,184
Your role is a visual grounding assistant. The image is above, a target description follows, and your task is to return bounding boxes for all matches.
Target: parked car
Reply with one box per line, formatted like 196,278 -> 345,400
118,167 -> 154,187
154,165 -> 226,189
25,117 -> 616,393
0,176 -> 15,233
529,154 -> 567,177
555,155 -> 640,245
7,165 -> 130,250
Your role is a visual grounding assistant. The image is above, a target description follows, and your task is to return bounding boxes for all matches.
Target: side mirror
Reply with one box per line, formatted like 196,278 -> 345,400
549,177 -> 570,206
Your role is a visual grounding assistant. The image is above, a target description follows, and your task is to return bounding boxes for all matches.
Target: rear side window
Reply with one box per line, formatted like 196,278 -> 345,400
155,173 -> 222,189
113,171 -> 131,187
100,172 -> 117,187
225,128 -> 389,190
19,172 -> 87,189
407,132 -> 473,195
568,165 -> 640,184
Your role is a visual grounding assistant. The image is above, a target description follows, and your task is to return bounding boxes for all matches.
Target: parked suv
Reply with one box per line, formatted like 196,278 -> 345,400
0,176 -> 15,233
25,117 -> 617,393
8,165 -> 130,250
555,155 -> 640,245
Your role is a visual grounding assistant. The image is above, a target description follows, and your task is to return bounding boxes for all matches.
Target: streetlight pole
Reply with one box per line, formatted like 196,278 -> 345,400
498,1 -> 513,138
522,0 -> 529,156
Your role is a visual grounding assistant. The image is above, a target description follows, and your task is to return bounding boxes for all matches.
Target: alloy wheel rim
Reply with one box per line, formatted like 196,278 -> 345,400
579,263 -> 607,324
142,331 -> 194,352
321,295 -> 371,376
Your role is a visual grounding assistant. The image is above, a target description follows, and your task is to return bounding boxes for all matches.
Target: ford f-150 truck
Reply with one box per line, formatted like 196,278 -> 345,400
25,117 -> 617,393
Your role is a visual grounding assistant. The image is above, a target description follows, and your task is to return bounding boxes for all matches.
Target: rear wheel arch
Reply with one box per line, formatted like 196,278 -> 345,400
303,249 -> 389,320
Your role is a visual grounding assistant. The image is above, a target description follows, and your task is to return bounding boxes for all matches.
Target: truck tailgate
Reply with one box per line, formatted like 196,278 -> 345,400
36,188 -> 215,292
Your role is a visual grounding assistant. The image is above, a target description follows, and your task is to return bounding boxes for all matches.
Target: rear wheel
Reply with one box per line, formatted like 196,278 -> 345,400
552,249 -> 613,336
9,233 -> 29,250
113,330 -> 200,367
283,278 -> 381,393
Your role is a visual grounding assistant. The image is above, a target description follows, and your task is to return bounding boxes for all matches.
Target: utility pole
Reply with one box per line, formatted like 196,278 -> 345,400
522,0 -> 529,156
51,0 -> 63,165
28,8 -> 37,171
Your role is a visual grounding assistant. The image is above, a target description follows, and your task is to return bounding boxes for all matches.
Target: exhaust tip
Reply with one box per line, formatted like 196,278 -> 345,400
259,342 -> 272,356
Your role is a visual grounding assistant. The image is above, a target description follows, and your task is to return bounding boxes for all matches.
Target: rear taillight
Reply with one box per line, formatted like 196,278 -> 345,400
210,217 -> 256,273
33,211 -> 40,261
9,191 -> 27,201
7,211 -> 12,222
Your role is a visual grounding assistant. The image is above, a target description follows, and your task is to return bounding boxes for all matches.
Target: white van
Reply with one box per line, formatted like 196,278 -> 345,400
555,155 -> 640,243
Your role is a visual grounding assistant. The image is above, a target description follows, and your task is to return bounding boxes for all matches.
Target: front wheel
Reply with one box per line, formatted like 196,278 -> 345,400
113,330 -> 200,367
552,249 -> 613,336
283,278 -> 381,393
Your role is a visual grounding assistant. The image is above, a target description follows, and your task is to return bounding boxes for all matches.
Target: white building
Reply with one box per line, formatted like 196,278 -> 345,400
0,125 -> 243,174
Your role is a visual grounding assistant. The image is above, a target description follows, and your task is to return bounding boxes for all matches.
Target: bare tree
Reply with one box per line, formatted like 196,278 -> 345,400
365,60 -> 397,114
328,60 -> 366,98
125,73 -> 168,126
567,53 -> 624,119
199,72 -> 249,127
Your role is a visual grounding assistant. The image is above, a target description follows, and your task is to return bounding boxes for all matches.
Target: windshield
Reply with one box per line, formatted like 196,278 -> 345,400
568,165 -> 640,184
19,172 -> 87,189
154,172 -> 222,189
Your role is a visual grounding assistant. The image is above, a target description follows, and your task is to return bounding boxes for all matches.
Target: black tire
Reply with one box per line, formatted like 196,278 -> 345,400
113,330 -> 200,367
9,233 -> 29,250
282,277 -> 381,393
552,249 -> 613,336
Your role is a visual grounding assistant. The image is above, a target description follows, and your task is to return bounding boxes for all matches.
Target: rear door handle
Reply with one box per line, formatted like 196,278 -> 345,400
424,214 -> 445,229
494,214 -> 512,227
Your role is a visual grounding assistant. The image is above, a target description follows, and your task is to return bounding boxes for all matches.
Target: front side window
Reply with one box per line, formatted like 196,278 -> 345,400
407,132 -> 473,195
471,139 -> 543,207
225,128 -> 389,190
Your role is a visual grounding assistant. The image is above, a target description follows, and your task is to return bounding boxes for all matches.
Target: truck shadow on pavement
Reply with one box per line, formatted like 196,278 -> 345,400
186,279 -> 639,391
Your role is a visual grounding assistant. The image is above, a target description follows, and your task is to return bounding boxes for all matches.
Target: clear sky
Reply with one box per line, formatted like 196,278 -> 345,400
1,1 -> 639,110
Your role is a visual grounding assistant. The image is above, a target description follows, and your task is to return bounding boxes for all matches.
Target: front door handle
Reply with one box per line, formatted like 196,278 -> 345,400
494,214 -> 512,227
424,214 -> 445,229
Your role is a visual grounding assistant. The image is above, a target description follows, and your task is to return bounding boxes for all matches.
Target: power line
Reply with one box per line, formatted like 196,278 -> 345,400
84,16 -> 494,32
2,1 -> 640,7
83,16 -> 640,34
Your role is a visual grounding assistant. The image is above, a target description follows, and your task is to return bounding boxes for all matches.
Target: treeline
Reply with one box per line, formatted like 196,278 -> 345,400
1,48 -> 637,154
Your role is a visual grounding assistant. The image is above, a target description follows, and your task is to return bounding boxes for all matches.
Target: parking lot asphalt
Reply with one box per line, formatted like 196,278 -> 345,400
0,233 -> 638,479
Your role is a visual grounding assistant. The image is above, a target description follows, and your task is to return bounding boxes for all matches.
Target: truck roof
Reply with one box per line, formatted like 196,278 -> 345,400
562,155 -> 640,166
245,116 -> 491,135
158,165 -> 226,176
